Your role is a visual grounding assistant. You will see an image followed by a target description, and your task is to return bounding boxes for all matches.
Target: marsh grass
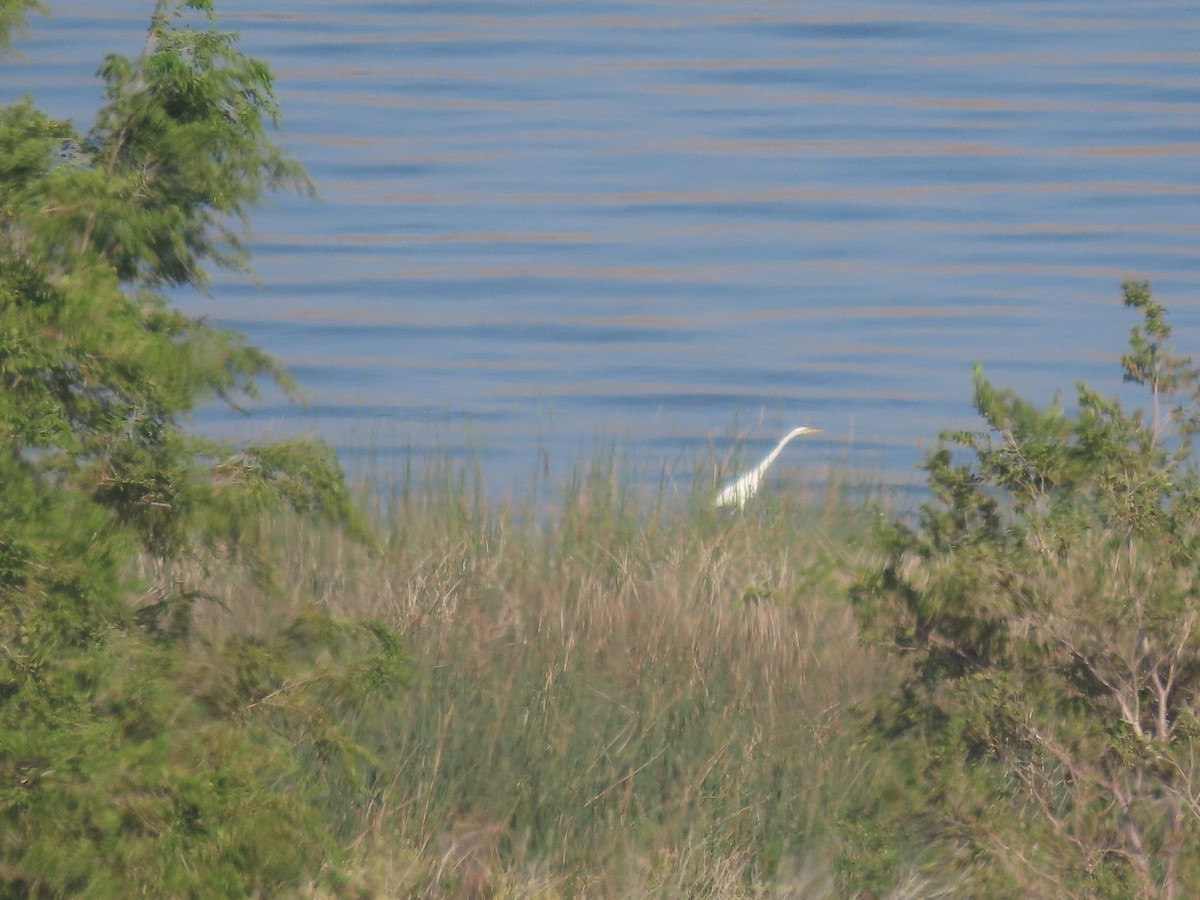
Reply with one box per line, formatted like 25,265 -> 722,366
195,449 -> 903,897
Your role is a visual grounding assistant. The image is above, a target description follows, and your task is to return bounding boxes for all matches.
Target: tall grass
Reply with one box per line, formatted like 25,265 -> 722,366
199,450 -> 905,897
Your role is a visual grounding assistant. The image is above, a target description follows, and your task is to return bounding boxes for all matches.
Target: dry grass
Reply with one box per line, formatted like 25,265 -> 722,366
198,454 -> 905,897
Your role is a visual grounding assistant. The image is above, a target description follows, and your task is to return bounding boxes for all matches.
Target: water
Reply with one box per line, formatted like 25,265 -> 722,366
7,1 -> 1200,498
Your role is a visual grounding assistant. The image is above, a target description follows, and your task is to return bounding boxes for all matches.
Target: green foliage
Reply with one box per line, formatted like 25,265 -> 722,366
0,604 -> 407,896
849,281 -> 1200,896
0,0 -> 40,56
1,633 -> 328,897
6,1 -> 311,289
0,2 -> 405,894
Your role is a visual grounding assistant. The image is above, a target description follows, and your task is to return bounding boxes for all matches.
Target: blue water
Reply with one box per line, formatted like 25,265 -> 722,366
7,1 -> 1200,498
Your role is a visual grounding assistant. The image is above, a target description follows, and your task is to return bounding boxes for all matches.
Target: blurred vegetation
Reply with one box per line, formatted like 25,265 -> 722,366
219,457 -> 894,897
5,2 -> 1200,898
847,281 -> 1200,898
1,2 -> 403,895
0,1 -> 40,55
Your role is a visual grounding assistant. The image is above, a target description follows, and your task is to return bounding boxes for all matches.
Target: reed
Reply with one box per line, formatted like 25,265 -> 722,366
198,449 -> 902,896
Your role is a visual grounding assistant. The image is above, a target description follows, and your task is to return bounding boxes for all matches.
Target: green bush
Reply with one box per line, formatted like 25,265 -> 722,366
849,281 -> 1200,897
1,2 -> 404,894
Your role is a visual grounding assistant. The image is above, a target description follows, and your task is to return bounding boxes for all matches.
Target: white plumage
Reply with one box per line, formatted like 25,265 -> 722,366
714,426 -> 821,509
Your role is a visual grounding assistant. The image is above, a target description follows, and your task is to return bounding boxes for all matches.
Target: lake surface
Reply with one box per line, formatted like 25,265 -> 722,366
8,1 -> 1200,500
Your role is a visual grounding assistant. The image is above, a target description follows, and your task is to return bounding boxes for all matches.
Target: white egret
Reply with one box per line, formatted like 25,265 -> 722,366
714,426 -> 821,509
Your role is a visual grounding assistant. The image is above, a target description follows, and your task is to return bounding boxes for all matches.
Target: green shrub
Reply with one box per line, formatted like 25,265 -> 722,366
1,3 -> 405,894
849,280 -> 1200,897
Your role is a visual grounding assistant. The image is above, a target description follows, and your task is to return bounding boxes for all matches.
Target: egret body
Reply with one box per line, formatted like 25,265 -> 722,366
714,426 -> 821,509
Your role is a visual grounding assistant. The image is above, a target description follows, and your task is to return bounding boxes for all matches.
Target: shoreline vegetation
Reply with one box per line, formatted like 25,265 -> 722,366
5,2 -> 1200,895
195,459 -> 900,897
